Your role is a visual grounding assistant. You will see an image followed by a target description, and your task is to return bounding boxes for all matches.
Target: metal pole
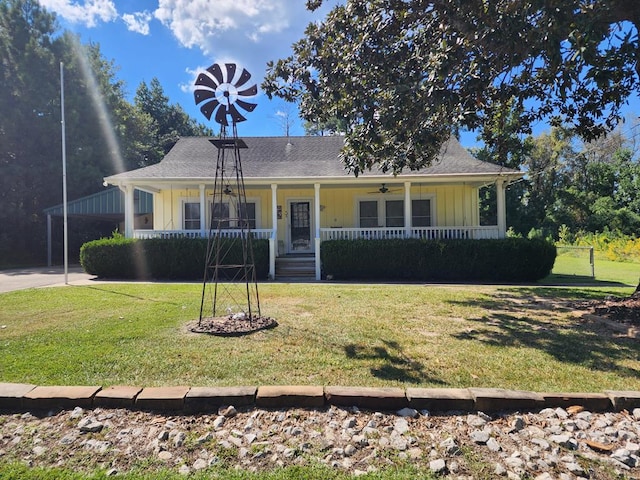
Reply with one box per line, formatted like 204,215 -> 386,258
60,62 -> 68,284
47,214 -> 52,267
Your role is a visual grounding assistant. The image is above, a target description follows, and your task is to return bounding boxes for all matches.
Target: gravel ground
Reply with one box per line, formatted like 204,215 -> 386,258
1,404 -> 640,479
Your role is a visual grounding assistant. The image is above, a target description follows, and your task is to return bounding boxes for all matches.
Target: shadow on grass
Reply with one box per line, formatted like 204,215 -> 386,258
540,273 -> 633,288
344,340 -> 447,385
80,285 -> 187,306
449,287 -> 640,380
499,286 -> 630,301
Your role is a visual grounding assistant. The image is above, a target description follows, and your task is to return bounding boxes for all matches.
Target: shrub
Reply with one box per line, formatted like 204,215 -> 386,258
321,238 -> 556,282
557,228 -> 640,263
80,237 -> 269,280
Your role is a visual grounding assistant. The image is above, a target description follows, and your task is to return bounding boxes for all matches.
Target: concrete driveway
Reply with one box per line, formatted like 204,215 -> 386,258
0,266 -> 95,293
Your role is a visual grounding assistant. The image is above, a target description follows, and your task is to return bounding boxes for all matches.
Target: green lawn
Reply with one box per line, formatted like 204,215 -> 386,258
549,249 -> 639,287
0,463 -> 431,480
1,263 -> 639,480
1,276 -> 637,392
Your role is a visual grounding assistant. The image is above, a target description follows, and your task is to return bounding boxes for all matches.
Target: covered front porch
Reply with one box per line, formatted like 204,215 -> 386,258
120,178 -> 510,280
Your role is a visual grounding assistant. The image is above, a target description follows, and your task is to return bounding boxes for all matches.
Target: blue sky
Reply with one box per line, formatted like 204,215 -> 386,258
41,0 -> 339,137
40,0 -> 639,148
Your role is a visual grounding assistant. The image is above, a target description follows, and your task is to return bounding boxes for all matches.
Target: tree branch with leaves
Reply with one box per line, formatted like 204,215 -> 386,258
262,0 -> 640,175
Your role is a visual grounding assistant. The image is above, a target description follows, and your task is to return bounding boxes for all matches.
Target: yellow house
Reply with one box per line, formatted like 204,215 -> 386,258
104,135 -> 522,280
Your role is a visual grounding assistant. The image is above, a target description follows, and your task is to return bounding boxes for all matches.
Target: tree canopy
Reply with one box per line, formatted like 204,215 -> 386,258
135,78 -> 212,167
476,123 -> 640,238
263,0 -> 640,175
0,0 -> 209,265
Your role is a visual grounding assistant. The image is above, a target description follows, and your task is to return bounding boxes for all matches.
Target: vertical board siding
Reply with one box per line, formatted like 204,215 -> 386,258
149,182 -> 483,235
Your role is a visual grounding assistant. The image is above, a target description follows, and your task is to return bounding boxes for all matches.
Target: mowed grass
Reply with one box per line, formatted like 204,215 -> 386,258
1,277 -> 638,392
551,249 -> 640,286
0,463 -> 435,480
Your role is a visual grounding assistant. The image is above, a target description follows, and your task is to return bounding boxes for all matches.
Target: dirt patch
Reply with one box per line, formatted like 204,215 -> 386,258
573,292 -> 640,327
570,292 -> 640,339
186,315 -> 278,336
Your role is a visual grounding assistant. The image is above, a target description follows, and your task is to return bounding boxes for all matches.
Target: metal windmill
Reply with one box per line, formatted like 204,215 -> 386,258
193,62 -> 263,331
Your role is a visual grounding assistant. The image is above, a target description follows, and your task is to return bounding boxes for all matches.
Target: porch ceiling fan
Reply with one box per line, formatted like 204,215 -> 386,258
368,183 -> 400,194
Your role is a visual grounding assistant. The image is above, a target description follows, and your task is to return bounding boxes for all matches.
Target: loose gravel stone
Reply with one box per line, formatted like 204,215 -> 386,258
157,450 -> 173,461
213,416 -> 226,429
486,436 -> 501,452
393,417 -> 409,435
32,446 -> 47,457
78,417 -> 104,433
173,431 -> 186,447
1,405 -> 640,479
470,430 -> 490,444
397,408 -> 419,418
429,458 -> 446,474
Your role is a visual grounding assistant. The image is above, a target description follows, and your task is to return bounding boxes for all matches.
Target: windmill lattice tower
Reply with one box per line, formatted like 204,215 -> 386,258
193,63 -> 261,326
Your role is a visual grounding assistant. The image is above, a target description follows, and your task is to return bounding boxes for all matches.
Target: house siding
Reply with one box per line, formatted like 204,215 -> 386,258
150,183 -> 480,234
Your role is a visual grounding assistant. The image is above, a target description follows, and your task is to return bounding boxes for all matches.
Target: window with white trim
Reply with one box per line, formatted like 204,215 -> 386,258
238,202 -> 257,229
412,199 -> 432,226
183,202 -> 201,230
209,200 -> 258,229
211,202 -> 230,229
359,200 -> 378,227
385,200 -> 404,227
358,197 -> 433,228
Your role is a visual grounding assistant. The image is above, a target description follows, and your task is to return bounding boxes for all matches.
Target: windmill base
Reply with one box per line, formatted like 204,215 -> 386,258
188,315 -> 278,337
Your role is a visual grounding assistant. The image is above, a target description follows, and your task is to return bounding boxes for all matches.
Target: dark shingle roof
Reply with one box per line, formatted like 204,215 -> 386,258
106,136 -> 520,182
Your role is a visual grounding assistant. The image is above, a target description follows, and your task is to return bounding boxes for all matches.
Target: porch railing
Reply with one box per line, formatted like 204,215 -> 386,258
133,229 -> 274,240
320,226 -> 500,241
134,226 -> 500,242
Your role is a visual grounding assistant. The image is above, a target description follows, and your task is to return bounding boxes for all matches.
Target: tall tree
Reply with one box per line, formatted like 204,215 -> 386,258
304,117 -> 348,136
472,102 -> 534,232
510,128 -> 575,235
55,37 -> 154,197
263,0 -> 640,175
134,78 -> 212,166
497,125 -> 640,236
0,1 -> 206,265
0,0 -> 59,264
557,131 -> 640,233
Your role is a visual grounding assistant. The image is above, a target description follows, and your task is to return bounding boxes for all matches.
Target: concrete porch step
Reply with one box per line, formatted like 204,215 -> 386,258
276,255 -> 315,278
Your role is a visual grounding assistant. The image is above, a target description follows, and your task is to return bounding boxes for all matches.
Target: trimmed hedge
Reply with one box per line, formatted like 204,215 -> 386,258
320,238 -> 556,282
80,237 -> 269,280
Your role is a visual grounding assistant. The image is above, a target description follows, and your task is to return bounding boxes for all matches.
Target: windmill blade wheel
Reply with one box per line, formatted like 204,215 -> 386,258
193,62 -> 258,126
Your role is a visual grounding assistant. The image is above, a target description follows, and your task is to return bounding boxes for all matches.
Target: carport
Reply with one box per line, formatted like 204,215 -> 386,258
43,188 -> 153,266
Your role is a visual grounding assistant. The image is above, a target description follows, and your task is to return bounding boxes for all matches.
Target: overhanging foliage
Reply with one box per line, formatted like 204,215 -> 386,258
263,0 -> 640,175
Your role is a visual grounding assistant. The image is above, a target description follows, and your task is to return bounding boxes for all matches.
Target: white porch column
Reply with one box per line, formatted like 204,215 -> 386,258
270,183 -> 278,279
314,183 -> 321,280
404,181 -> 412,238
122,185 -> 135,238
496,178 -> 506,238
199,183 -> 206,237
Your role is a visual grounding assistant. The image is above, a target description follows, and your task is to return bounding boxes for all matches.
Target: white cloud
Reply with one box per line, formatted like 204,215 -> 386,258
39,0 -> 118,27
180,65 -> 203,93
153,0 -> 304,54
122,11 -> 153,35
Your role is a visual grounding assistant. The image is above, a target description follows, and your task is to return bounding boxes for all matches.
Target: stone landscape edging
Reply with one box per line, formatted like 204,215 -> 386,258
2,383 -> 640,414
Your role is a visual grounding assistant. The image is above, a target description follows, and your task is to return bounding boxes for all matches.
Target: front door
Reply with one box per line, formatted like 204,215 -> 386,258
288,201 -> 312,253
